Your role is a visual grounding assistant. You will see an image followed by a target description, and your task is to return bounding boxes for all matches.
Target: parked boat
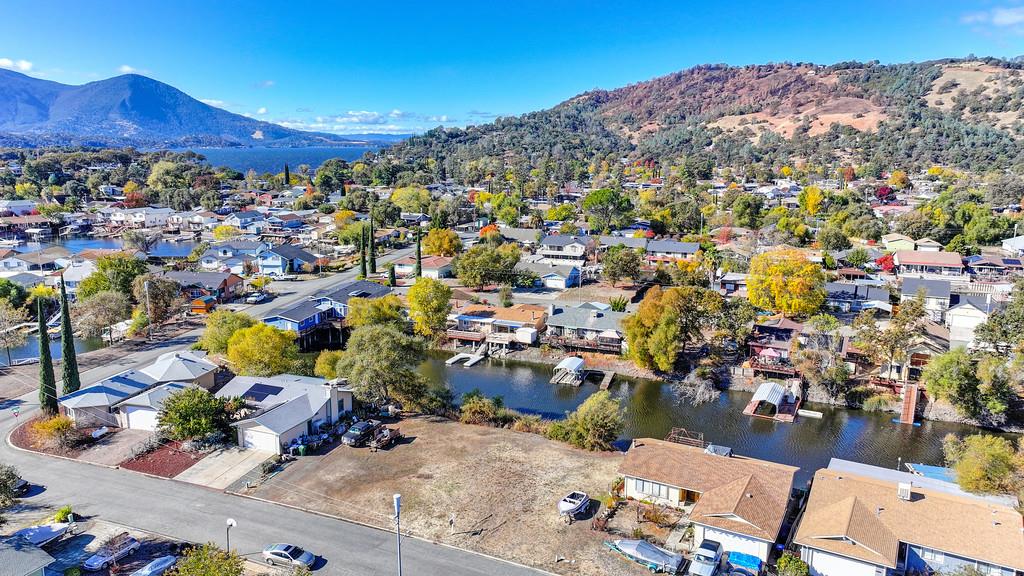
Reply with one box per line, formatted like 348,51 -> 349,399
557,491 -> 590,518
0,238 -> 22,248
604,539 -> 683,574
11,519 -> 78,547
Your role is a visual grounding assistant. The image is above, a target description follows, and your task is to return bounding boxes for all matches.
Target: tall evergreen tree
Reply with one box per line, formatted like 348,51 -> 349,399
283,163 -> 290,187
359,225 -> 368,278
368,215 -> 377,274
58,277 -> 80,394
37,299 -> 57,414
414,227 -> 422,278
388,264 -> 397,287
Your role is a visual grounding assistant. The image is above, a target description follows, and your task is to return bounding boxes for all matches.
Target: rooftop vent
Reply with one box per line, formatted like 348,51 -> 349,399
897,482 -> 913,501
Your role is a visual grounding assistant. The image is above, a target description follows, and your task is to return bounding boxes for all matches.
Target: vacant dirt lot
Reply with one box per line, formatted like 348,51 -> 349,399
240,416 -> 652,575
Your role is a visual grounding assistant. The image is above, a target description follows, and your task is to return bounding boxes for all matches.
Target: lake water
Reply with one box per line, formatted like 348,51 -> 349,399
1,333 -> 105,368
20,237 -> 200,259
421,352 -> 1014,485
189,146 -> 378,173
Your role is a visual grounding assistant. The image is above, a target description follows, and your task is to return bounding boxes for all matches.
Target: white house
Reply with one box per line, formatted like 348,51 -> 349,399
794,459 -> 1024,576
645,239 -> 700,264
945,295 -> 996,349
392,255 -> 453,279
138,350 -> 218,389
536,235 -> 592,266
0,199 -> 37,215
516,261 -> 581,289
216,374 -> 354,454
618,438 -> 797,563
111,207 -> 173,228
58,369 -> 157,428
1001,234 -> 1024,256
113,382 -> 188,431
901,278 -> 951,322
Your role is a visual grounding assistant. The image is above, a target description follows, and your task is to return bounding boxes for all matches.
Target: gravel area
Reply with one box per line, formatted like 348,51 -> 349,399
236,415 -> 651,575
119,440 -> 208,477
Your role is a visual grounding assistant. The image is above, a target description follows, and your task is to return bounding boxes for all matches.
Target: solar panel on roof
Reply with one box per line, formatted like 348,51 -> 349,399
1005,258 -> 1022,266
243,383 -> 284,402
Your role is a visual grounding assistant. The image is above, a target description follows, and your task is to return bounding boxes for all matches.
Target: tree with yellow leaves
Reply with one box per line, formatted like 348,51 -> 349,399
333,209 -> 356,227
747,249 -> 825,318
797,185 -> 824,217
213,225 -> 242,241
888,170 -> 910,190
422,228 -> 463,257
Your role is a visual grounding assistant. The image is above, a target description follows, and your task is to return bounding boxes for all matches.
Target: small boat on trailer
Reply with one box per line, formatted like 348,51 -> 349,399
605,539 -> 684,574
557,491 -> 590,522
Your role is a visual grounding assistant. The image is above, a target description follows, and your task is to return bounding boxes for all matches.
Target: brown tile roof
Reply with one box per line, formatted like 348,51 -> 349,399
619,439 -> 797,542
893,250 -> 963,268
794,468 -> 1024,570
393,255 -> 453,268
456,303 -> 547,328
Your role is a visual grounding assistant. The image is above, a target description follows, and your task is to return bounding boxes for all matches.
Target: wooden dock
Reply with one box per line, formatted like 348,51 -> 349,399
598,370 -> 616,390
899,383 -> 919,424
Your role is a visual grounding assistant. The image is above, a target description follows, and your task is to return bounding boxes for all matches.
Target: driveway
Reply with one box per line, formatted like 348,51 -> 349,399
174,446 -> 272,489
77,428 -> 153,467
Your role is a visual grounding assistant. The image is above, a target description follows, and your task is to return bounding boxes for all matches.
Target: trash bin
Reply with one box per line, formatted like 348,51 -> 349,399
298,444 -> 307,456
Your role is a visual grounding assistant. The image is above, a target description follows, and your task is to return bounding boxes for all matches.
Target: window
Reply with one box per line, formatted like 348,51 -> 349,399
921,548 -> 944,563
634,478 -> 669,500
976,563 -> 1004,576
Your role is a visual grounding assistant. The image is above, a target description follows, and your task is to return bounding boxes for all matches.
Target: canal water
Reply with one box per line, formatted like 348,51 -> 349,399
16,237 -> 200,259
422,352 -> 1015,485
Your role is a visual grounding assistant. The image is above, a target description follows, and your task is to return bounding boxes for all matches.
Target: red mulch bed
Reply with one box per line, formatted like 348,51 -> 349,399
119,441 -> 207,477
9,417 -> 90,458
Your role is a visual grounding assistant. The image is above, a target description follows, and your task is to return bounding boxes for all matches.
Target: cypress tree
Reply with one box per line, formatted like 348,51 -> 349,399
283,164 -> 291,187
368,215 -> 377,274
413,227 -> 422,278
59,277 -> 80,394
359,225 -> 367,278
388,264 -> 396,287
37,298 -> 57,414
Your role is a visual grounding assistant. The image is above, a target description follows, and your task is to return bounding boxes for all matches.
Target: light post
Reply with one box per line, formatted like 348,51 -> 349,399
225,518 -> 236,552
393,494 -> 403,576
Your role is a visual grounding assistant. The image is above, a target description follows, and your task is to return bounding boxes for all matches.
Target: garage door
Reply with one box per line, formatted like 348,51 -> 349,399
124,406 -> 159,431
242,429 -> 280,453
703,527 -> 767,561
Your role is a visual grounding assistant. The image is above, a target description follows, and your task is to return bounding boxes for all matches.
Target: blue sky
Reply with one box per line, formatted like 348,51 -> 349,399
2,0 -> 1024,134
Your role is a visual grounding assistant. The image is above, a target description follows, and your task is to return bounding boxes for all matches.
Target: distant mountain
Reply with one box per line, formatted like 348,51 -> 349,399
0,69 -> 362,148
392,58 -> 1024,174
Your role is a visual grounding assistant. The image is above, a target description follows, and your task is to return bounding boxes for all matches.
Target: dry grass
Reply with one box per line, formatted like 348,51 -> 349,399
246,416 -> 649,575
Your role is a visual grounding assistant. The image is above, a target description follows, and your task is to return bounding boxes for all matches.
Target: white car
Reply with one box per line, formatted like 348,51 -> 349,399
245,292 -> 266,304
262,543 -> 316,568
130,556 -> 177,576
82,533 -> 140,571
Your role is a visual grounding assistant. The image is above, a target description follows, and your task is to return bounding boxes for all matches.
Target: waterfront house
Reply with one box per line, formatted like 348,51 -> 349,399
262,301 -> 332,348
9,247 -> 71,273
111,207 -> 174,228
313,279 -> 392,320
824,282 -> 890,314
536,235 -> 593,266
189,211 -> 221,231
392,255 -> 453,279
159,270 -> 244,302
945,295 -> 998,349
900,278 -> 950,322
876,321 -> 949,383
224,210 -> 264,229
199,240 -> 267,274
893,251 -> 965,281
257,244 -> 318,276
619,438 -> 797,563
881,233 -> 915,252
645,239 -> 700,265
0,199 -> 37,216
217,374 -> 353,454
57,258 -> 98,294
794,459 -> 1024,576
543,303 -> 627,353
747,317 -> 803,378
447,303 -> 547,345
516,261 -> 581,289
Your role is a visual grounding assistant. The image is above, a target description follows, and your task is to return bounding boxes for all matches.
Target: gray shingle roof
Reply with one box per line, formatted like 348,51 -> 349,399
646,240 -> 700,254
540,235 -> 590,247
267,301 -> 326,323
268,244 -> 317,263
241,393 -> 327,434
901,277 -> 951,299
0,538 -> 54,576
598,235 -> 648,250
160,270 -> 236,291
546,305 -> 626,331
319,280 -> 391,305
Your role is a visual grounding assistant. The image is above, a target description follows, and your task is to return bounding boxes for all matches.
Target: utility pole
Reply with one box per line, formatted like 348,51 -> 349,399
393,494 -> 403,576
144,280 -> 153,342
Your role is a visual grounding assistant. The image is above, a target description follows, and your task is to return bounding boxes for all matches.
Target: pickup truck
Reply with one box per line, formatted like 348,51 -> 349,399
341,420 -> 381,447
83,532 -> 140,571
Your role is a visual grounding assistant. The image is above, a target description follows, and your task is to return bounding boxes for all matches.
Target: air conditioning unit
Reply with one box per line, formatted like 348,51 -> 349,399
897,482 -> 912,501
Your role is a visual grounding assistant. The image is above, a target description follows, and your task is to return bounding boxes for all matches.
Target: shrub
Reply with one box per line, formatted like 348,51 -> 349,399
546,391 -> 623,451
777,552 -> 810,576
460,395 -> 500,425
862,393 -> 899,412
31,416 -> 79,449
63,568 -> 81,576
157,388 -> 233,441
511,414 -> 547,434
54,505 -> 74,522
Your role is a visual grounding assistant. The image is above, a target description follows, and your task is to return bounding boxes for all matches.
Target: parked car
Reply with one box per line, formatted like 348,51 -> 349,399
687,539 -> 723,576
13,476 -> 29,495
129,555 -> 177,576
262,544 -> 316,568
82,532 -> 140,571
341,420 -> 381,447
245,292 -> 266,304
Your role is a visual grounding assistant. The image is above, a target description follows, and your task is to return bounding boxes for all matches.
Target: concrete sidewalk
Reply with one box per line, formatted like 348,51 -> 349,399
174,446 -> 271,489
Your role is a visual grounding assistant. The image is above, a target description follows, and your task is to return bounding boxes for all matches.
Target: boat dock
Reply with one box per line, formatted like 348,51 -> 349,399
446,342 -> 488,367
597,370 -> 615,389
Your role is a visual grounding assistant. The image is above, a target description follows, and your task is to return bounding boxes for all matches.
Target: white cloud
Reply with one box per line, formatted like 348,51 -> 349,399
256,107 -> 268,115
200,99 -> 227,108
0,58 -> 33,72
962,6 -> 1024,32
426,114 -> 451,122
254,80 -> 275,89
118,64 -> 137,74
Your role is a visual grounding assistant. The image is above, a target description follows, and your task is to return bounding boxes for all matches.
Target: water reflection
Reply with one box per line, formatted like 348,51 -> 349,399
422,351 -> 1017,485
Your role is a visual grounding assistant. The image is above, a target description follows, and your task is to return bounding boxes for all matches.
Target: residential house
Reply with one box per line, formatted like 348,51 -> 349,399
966,255 -> 1024,281
543,303 -> 627,353
1000,234 -> 1024,256
7,247 -> 71,273
946,295 -> 998,349
881,233 -> 915,252
0,199 -> 37,215
598,235 -> 648,252
224,210 -> 265,233
914,238 -> 943,252
111,207 -> 173,228
645,239 -> 700,265
199,240 -> 267,274
499,227 -> 542,247
900,278 -> 951,322
159,270 -> 244,302
0,538 -> 55,576
794,459 -> 1024,576
536,235 -> 593,266
619,439 -> 797,563
516,261 -> 581,289
58,369 -> 157,427
877,321 -> 949,383
262,301 -> 333,348
257,244 -> 319,276
718,272 -> 749,298
216,374 -> 354,454
54,257 -> 96,294
447,303 -> 547,345
189,211 -> 221,231
400,212 -> 430,226
265,212 -> 305,232
138,350 -> 218,389
314,280 -> 392,320
824,282 -> 890,314
113,382 -> 188,431
748,318 -> 804,378
392,255 -> 453,279
0,272 -> 44,289
893,251 -> 965,281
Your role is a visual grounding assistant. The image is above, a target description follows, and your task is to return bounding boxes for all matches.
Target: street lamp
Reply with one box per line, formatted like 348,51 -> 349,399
225,518 -> 236,552
393,494 -> 403,576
